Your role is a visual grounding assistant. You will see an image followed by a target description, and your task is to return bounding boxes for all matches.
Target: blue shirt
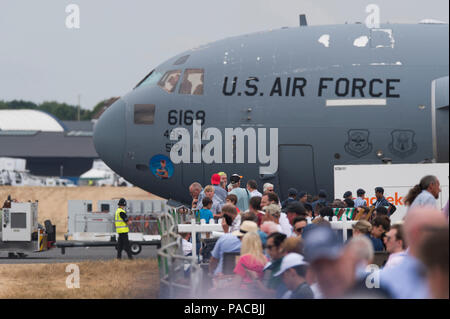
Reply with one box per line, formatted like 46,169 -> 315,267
229,187 -> 250,212
210,233 -> 241,275
380,253 -> 429,299
197,208 -> 214,223
410,190 -> 437,209
354,197 -> 366,208
365,234 -> 384,252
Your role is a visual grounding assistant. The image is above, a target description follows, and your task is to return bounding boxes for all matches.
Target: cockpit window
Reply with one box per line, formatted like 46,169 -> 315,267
158,70 -> 182,93
134,104 -> 155,124
135,69 -> 163,89
179,69 -> 204,95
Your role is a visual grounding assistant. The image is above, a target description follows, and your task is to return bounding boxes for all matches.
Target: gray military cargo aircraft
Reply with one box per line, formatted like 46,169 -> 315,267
93,22 -> 449,206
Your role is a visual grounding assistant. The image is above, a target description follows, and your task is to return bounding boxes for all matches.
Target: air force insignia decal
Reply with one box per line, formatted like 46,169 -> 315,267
345,129 -> 372,158
389,130 -> 417,158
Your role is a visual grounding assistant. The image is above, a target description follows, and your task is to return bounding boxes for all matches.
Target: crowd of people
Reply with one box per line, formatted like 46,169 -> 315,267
181,173 -> 448,299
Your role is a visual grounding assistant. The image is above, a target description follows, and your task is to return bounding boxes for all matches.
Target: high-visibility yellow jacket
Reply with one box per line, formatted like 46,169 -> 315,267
115,208 -> 129,234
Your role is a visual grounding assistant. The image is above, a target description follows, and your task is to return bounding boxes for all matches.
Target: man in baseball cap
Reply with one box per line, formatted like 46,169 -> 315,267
273,253 -> 314,299
211,173 -> 227,203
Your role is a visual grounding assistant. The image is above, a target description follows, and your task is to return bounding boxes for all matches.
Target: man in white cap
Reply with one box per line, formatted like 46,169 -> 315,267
274,253 -> 314,299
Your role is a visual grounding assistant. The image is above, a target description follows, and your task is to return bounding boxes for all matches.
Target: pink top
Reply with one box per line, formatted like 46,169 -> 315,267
233,254 -> 268,286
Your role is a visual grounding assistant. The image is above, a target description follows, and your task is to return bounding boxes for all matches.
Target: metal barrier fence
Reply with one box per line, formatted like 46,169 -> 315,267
157,206 -> 203,298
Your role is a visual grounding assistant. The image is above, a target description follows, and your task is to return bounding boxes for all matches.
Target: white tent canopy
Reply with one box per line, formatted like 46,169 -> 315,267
0,109 -> 64,132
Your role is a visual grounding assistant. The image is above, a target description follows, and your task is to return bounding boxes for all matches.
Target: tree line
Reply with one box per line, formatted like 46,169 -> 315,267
0,99 -> 112,121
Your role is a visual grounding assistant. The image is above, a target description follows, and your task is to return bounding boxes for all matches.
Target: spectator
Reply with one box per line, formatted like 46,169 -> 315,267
189,182 -> 203,209
383,224 -> 407,269
371,215 -> 391,247
230,228 -> 268,290
274,253 -> 314,299
217,172 -> 228,190
241,211 -> 267,246
221,204 -> 241,233
248,196 -> 264,226
405,175 -> 441,210
261,232 -> 288,298
313,202 -> 325,218
209,228 -> 242,276
225,194 -> 240,214
375,206 -> 389,217
304,203 -> 313,218
304,226 -> 390,299
261,191 -> 279,208
260,221 -> 280,236
298,191 -> 308,203
262,204 -> 283,233
211,173 -> 228,203
343,191 -> 354,207
352,220 -> 384,252
380,207 -> 447,298
319,207 -> 335,219
312,189 -> 328,210
228,174 -> 250,212
197,197 -> 214,223
330,199 -> 346,208
417,225 -> 449,299
286,201 -> 306,225
283,201 -> 306,236
293,216 -> 308,238
345,235 -> 374,280
281,236 -> 303,254
372,187 -> 396,216
246,180 -> 262,198
311,217 -> 331,228
201,185 -> 223,216
263,183 -> 274,193
281,188 -> 298,210
354,188 -> 367,208
180,232 -> 192,256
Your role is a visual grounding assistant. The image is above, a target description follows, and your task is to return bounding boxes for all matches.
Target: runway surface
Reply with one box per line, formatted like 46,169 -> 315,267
0,245 -> 159,264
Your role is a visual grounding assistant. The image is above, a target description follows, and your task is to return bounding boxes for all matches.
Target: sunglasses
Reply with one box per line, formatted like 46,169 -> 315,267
295,228 -> 304,233
265,244 -> 275,250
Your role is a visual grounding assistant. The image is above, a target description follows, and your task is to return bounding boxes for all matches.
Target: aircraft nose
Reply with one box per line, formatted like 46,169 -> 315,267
93,98 -> 126,175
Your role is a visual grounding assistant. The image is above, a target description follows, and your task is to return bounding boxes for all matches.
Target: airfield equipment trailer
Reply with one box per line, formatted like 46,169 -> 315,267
0,201 -> 55,258
56,199 -> 165,255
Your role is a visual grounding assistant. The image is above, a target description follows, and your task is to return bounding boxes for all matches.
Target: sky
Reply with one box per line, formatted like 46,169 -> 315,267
0,0 -> 448,110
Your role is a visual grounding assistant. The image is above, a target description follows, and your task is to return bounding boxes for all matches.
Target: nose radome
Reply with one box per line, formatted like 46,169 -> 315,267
93,98 -> 126,176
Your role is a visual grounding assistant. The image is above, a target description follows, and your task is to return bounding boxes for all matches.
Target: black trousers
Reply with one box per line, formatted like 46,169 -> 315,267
117,233 -> 133,259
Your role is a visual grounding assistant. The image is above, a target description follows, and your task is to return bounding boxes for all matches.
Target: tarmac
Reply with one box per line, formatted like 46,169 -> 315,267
0,245 -> 158,264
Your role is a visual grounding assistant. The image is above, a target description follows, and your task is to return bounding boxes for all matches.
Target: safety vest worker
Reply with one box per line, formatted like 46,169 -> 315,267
115,198 -> 133,260
115,207 -> 129,233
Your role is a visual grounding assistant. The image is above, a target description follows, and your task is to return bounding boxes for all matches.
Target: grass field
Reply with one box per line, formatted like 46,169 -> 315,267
0,258 -> 160,298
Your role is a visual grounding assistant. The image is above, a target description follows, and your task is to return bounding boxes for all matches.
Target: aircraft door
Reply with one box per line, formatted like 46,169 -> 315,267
278,145 -> 317,201
432,76 -> 449,162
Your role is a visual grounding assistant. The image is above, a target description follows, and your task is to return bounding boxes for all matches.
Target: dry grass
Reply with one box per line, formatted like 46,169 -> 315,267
0,186 -> 163,239
0,258 -> 160,299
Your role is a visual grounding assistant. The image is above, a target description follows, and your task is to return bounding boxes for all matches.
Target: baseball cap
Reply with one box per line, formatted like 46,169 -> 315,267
231,220 -> 258,237
303,226 -> 343,263
211,173 -> 221,185
274,253 -> 309,277
288,188 -> 298,197
357,188 -> 366,196
230,174 -> 242,184
343,191 -> 352,198
286,201 -> 306,215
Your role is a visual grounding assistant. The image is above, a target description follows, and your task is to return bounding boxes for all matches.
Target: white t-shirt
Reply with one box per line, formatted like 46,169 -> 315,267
182,238 -> 192,256
249,189 -> 262,198
279,212 -> 293,236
